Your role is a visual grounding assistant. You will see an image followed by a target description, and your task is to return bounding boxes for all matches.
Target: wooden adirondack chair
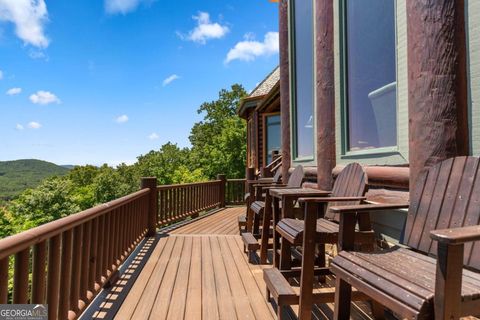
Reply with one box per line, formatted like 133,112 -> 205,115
330,156 -> 480,320
241,165 -> 305,262
238,167 -> 283,232
264,163 -> 375,319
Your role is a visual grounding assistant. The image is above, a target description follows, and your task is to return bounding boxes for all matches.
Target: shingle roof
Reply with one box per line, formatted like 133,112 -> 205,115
248,66 -> 280,98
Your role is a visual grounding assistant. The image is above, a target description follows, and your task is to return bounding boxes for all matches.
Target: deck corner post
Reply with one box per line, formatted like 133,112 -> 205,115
217,174 -> 227,208
141,177 -> 158,237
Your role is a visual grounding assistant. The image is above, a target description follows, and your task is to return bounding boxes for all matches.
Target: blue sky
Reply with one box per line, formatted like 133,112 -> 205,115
0,0 -> 279,166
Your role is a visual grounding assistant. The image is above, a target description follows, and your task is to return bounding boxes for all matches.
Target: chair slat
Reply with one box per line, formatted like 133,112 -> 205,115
325,163 -> 367,222
403,156 -> 480,271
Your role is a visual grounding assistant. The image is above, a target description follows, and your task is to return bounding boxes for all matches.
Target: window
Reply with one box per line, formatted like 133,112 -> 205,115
291,0 -> 314,159
264,114 -> 281,164
344,0 -> 397,151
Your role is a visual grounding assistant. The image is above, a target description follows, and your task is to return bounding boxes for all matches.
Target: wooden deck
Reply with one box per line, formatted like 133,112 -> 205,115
114,235 -> 274,320
169,206 -> 244,235
85,207 -> 374,320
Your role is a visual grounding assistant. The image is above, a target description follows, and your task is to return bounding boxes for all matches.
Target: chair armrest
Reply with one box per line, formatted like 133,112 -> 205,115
259,185 -> 290,190
252,183 -> 286,188
431,225 -> 480,244
329,203 -> 410,214
298,196 -> 367,203
248,179 -> 275,185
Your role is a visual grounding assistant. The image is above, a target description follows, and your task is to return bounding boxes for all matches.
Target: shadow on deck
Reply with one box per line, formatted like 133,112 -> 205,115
82,207 -> 373,320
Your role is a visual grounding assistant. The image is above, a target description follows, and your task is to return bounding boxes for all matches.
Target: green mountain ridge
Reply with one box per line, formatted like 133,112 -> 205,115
0,159 -> 70,201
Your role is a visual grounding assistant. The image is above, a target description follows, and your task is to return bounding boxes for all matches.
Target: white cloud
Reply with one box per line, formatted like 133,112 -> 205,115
162,74 -> 180,87
27,121 -> 41,129
6,87 -> 22,95
29,49 -> 48,60
225,32 -> 279,64
0,69 -> 3,79
15,124 -> 24,130
0,0 -> 50,48
180,12 -> 229,44
148,132 -> 159,140
29,90 -> 60,105
116,114 -> 129,123
104,0 -> 146,14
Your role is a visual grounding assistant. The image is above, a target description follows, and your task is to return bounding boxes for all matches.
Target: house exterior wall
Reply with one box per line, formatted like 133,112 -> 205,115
468,0 -> 480,155
279,0 -> 472,243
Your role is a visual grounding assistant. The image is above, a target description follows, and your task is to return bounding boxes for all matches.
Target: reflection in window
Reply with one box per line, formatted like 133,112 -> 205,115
265,115 -> 281,164
345,0 -> 397,151
292,0 -> 314,159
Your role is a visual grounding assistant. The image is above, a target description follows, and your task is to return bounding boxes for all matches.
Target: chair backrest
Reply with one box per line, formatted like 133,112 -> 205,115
272,166 -> 282,183
404,156 -> 480,271
325,163 -> 368,222
286,165 -> 305,188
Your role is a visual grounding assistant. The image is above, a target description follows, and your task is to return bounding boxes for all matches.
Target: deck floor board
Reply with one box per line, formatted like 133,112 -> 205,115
86,207 -> 374,320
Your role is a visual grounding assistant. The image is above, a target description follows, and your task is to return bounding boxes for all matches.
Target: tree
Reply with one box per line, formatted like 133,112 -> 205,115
135,142 -> 202,185
0,207 -> 14,238
189,84 -> 247,179
8,177 -> 80,232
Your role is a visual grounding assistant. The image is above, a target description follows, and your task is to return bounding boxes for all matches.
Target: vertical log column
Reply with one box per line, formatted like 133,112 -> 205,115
141,177 -> 158,237
407,0 -> 468,186
280,0 -> 291,184
315,0 -> 336,190
217,174 -> 226,208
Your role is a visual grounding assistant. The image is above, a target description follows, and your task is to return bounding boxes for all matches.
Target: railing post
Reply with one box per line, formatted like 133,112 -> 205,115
141,177 -> 158,237
217,174 -> 226,208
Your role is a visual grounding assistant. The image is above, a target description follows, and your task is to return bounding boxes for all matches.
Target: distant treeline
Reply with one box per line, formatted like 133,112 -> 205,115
0,84 -> 247,239
0,159 -> 70,201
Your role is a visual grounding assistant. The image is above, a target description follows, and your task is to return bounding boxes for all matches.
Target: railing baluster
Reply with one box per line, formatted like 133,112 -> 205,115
32,241 -> 46,304
120,206 -> 127,259
158,189 -> 163,225
13,248 -> 29,304
96,215 -> 104,285
70,225 -> 83,314
58,230 -> 73,319
81,220 -> 92,303
0,258 -> 8,304
104,212 -> 111,275
89,218 -> 98,295
47,235 -> 61,320
112,209 -> 118,267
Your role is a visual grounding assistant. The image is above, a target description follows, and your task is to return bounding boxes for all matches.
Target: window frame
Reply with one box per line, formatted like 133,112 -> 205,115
336,0 -> 409,165
288,0 -> 316,165
262,112 -> 282,166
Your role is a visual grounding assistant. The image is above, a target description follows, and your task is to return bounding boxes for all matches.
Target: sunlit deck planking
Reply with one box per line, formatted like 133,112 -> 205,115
114,234 -> 275,320
169,206 -> 244,235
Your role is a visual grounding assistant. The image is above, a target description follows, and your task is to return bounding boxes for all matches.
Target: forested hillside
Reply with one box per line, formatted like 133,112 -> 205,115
0,159 -> 70,201
0,84 -> 247,239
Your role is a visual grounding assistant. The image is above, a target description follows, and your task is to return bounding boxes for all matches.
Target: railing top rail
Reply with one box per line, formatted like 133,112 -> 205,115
0,188 -> 150,260
157,180 -> 221,190
226,178 -> 246,182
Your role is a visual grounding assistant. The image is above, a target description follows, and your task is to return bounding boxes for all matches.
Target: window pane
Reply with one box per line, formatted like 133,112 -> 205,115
293,0 -> 314,158
266,115 -> 281,164
346,0 -> 397,151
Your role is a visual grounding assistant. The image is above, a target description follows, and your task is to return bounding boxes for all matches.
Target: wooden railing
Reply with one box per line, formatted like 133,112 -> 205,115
225,178 -> 246,205
0,187 -> 152,320
157,175 -> 226,226
0,174 -> 246,319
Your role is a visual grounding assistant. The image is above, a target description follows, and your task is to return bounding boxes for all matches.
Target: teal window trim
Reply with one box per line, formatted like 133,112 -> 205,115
288,0 -> 316,162
338,0 -> 401,158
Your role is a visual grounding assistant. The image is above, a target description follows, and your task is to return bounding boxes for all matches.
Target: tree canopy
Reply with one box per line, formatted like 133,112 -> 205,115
0,84 -> 248,239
